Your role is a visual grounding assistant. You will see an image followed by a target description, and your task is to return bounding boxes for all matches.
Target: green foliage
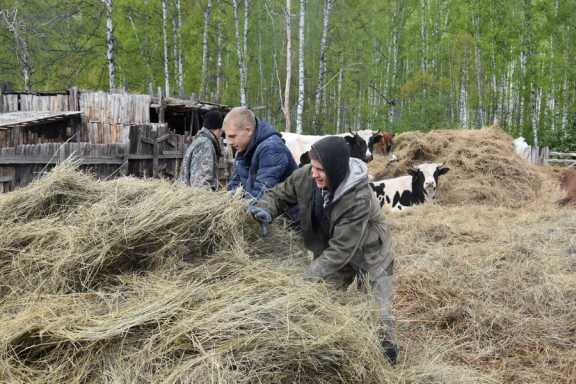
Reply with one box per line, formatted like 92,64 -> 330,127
0,0 -> 575,149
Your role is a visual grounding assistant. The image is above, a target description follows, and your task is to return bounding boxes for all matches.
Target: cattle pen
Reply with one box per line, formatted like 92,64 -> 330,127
0,88 -> 229,192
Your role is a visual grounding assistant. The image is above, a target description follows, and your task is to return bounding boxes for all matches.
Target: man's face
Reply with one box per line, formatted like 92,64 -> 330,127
311,159 -> 329,189
224,122 -> 253,153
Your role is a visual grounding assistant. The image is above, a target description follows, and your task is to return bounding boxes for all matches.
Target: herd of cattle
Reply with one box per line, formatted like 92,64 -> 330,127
279,130 -> 576,210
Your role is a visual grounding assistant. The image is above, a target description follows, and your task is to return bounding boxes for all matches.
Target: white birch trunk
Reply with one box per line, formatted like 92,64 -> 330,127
561,75 -> 568,134
161,0 -> 170,96
336,64 -> 343,134
175,0 -> 184,96
232,0 -> 247,105
507,59 -> 515,128
243,0 -> 250,85
532,86 -> 541,148
201,0 -> 212,99
519,51 -> 527,129
473,12 -> 484,127
284,0 -> 292,132
312,0 -> 333,130
296,0 -> 305,134
103,0 -> 116,91
420,0 -> 428,73
1,9 -> 32,91
216,19 -> 223,103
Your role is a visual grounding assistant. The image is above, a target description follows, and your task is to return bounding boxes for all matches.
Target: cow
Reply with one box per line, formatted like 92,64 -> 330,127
283,130 -> 373,167
368,132 -> 395,157
557,164 -> 576,206
513,137 -> 531,160
369,163 -> 450,211
298,133 -> 369,166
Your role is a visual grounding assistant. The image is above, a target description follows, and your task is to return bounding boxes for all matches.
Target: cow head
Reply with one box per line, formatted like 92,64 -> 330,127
344,132 -> 370,162
368,131 -> 395,156
408,163 -> 450,201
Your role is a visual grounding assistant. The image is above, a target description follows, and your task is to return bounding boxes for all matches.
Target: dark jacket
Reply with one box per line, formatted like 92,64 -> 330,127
257,158 -> 393,280
227,119 -> 297,199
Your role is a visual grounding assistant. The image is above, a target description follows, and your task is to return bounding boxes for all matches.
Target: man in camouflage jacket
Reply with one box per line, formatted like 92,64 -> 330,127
247,136 -> 399,365
179,110 -> 224,190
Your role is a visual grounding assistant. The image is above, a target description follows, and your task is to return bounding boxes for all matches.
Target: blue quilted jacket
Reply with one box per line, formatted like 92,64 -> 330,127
228,119 -> 297,200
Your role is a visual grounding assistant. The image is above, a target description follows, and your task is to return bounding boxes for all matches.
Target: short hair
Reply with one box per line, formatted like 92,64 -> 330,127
223,106 -> 256,131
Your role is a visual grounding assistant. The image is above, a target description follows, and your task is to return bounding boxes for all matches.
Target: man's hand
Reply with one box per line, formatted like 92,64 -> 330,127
246,205 -> 272,237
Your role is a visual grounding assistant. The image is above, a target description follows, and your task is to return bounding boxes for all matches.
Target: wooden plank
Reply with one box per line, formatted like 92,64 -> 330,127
152,138 -> 160,178
0,156 -> 124,165
127,153 -> 184,160
546,159 -> 576,165
549,151 -> 576,158
0,176 -> 13,182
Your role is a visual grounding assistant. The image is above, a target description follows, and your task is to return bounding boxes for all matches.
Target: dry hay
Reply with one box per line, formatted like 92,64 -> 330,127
0,163 -> 494,383
392,195 -> 576,384
368,126 -> 542,208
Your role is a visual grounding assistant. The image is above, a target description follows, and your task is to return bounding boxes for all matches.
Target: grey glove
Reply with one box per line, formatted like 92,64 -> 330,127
247,205 -> 272,237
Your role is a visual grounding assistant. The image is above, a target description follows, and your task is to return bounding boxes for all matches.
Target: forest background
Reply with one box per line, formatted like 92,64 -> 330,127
1,0 -> 575,150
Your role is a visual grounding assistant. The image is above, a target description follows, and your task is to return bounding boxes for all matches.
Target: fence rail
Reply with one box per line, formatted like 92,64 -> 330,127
0,124 -> 189,193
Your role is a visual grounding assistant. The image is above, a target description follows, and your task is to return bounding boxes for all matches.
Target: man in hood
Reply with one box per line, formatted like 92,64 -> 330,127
224,107 -> 297,200
248,136 -> 399,365
179,110 -> 224,190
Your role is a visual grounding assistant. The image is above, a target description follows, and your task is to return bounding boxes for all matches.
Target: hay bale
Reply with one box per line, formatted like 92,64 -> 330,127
368,127 -> 542,207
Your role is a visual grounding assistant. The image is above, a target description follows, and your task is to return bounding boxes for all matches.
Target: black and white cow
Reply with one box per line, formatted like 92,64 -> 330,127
298,133 -> 371,166
283,130 -> 374,167
369,163 -> 450,211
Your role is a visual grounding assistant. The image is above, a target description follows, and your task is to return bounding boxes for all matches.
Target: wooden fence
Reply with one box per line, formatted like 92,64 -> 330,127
546,150 -> 576,166
523,145 -> 576,167
0,124 -> 190,193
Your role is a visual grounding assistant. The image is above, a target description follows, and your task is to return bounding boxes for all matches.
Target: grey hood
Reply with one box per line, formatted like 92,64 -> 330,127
330,158 -> 369,204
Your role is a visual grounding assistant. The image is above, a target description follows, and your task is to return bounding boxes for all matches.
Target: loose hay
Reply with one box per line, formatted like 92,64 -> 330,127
3,164 -> 474,384
368,126 -> 542,207
3,160 -> 572,383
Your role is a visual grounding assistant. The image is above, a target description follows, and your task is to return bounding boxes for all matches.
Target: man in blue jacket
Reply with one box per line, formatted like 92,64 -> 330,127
224,107 -> 297,200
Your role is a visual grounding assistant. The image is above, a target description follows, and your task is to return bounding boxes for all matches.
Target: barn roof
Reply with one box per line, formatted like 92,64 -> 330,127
0,111 -> 83,130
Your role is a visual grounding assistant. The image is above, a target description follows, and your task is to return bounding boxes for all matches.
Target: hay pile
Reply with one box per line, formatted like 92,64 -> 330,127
4,161 -> 571,383
368,126 -> 542,207
392,201 -> 576,384
1,163 -> 492,383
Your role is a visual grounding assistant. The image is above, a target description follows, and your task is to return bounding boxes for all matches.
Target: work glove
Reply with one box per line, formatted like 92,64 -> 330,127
247,205 -> 272,237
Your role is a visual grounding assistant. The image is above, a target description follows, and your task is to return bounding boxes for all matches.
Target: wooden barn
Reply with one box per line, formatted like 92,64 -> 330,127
0,88 -> 230,192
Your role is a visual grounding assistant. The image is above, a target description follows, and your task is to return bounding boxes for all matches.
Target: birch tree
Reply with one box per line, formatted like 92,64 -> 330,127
161,0 -> 170,96
283,0 -> 292,132
231,0 -> 248,105
295,0 -> 305,134
1,9 -> 32,91
473,6 -> 484,127
174,0 -> 183,96
215,16 -> 223,103
101,0 -> 116,91
201,0 -> 212,99
312,0 -> 333,131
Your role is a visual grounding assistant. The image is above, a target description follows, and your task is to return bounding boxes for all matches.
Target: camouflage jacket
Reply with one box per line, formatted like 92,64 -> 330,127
179,128 -> 221,190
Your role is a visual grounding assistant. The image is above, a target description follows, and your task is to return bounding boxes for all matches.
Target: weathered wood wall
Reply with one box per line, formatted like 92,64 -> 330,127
80,92 -> 151,144
0,90 -> 79,113
128,123 -> 188,179
0,142 -> 127,192
0,125 -> 190,193
0,117 -> 82,148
